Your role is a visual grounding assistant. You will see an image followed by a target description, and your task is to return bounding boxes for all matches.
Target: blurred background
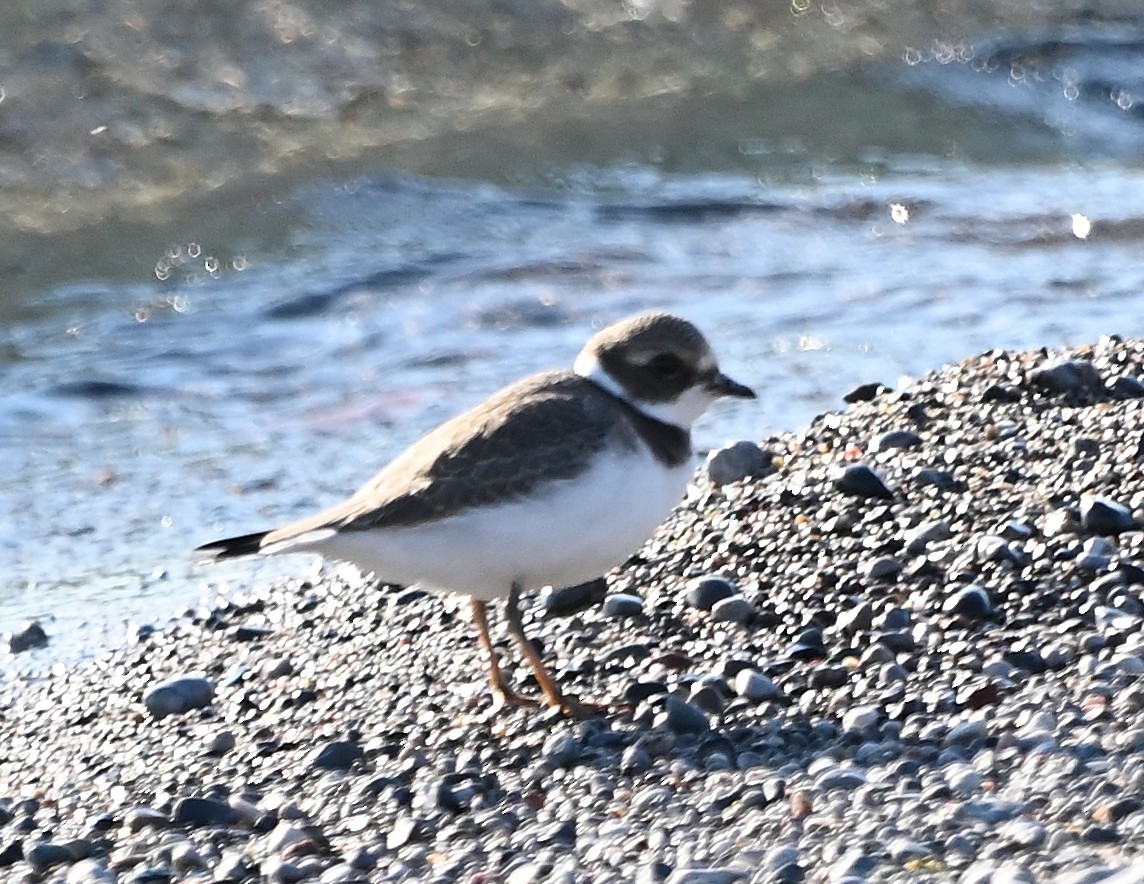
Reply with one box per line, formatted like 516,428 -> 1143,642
4,0 -> 1144,667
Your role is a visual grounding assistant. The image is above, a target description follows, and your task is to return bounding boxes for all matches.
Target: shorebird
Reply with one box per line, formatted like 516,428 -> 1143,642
197,312 -> 754,715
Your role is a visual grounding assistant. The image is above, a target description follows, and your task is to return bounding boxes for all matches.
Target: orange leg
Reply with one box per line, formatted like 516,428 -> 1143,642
470,598 -> 538,709
503,582 -> 601,718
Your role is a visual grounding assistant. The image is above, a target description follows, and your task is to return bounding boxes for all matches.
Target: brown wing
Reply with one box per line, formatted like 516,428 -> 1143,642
259,371 -> 635,545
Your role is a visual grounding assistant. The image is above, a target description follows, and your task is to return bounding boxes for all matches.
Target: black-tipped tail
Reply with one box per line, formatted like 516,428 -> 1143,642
195,530 -> 270,561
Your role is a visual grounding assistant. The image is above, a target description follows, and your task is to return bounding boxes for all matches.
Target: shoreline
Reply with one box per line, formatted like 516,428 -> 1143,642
4,336 -> 1144,882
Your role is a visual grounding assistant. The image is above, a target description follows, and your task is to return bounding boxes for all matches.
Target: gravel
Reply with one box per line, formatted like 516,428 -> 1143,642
6,335 -> 1144,882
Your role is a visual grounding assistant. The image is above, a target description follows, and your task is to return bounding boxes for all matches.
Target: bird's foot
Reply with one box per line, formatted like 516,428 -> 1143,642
546,691 -> 607,719
490,684 -> 543,710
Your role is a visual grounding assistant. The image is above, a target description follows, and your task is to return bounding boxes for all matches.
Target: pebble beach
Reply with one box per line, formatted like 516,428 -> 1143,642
6,335 -> 1144,884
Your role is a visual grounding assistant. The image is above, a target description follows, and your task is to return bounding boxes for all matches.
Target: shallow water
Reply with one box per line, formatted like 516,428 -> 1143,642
3,1 -> 1144,669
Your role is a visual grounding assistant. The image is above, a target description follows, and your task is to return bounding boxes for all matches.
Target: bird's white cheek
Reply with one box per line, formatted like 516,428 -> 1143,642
639,386 -> 718,428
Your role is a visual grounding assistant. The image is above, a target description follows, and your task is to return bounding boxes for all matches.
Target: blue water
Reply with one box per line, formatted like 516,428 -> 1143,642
3,3 -> 1144,669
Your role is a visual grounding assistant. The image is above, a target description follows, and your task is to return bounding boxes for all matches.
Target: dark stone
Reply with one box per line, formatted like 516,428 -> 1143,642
686,576 -> 738,611
310,740 -> 364,771
843,382 -> 889,403
542,578 -> 608,617
602,593 -> 645,618
875,430 -> 922,452
1028,359 -> 1104,395
914,468 -> 962,491
625,680 -> 668,704
1082,825 -> 1121,844
1080,497 -> 1135,535
787,627 -> 826,659
231,624 -> 272,642
7,620 -> 49,654
23,840 -> 74,873
836,465 -> 894,500
981,383 -> 1022,403
1105,798 -> 1144,822
537,818 -> 577,846
943,585 -> 992,620
1109,375 -> 1144,398
394,587 -> 428,605
662,696 -> 710,734
171,797 -> 239,828
957,680 -> 1001,710
879,607 -> 912,630
0,839 -> 22,868
1003,650 -> 1046,674
706,441 -> 775,485
144,676 -> 214,719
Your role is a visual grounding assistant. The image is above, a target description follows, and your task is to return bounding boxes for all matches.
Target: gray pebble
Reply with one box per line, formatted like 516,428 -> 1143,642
125,806 -> 169,833
171,841 -> 208,871
904,520 -> 952,555
705,440 -> 774,486
943,584 -> 992,619
204,729 -> 236,756
143,675 -> 214,719
961,799 -> 1026,824
686,576 -> 738,611
172,796 -> 239,828
309,740 -> 364,771
215,851 -> 253,881
874,429 -> 922,451
815,765 -> 866,791
23,840 -> 73,873
1028,358 -> 1103,394
541,729 -> 582,766
733,669 -> 779,701
602,593 -> 645,618
841,705 -> 879,732
660,696 -> 710,734
861,556 -> 902,581
710,595 -> 755,625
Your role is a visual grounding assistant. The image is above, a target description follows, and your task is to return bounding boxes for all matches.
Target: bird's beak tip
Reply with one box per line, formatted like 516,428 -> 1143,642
711,372 -> 756,400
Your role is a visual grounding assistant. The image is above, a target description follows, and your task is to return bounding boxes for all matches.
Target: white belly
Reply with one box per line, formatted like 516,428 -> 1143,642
295,447 -> 693,600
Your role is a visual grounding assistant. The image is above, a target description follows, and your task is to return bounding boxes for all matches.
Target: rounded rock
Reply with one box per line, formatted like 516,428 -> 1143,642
710,596 -> 755,625
542,578 -> 608,617
660,696 -> 710,734
143,675 -> 214,719
686,576 -> 738,611
733,669 -> 779,701
1080,495 -> 1135,535
835,465 -> 894,500
309,740 -> 364,772
172,796 -> 239,828
874,430 -> 922,452
705,441 -> 774,486
602,593 -> 645,619
943,585 -> 992,620
7,620 -> 49,654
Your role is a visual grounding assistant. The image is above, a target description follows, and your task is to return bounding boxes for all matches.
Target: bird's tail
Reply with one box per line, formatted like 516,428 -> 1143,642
195,530 -> 270,561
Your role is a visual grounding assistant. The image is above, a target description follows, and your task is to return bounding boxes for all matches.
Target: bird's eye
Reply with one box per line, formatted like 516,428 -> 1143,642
647,353 -> 687,380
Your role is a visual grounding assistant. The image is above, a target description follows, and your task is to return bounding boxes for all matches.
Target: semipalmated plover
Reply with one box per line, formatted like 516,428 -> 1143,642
197,312 -> 754,716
